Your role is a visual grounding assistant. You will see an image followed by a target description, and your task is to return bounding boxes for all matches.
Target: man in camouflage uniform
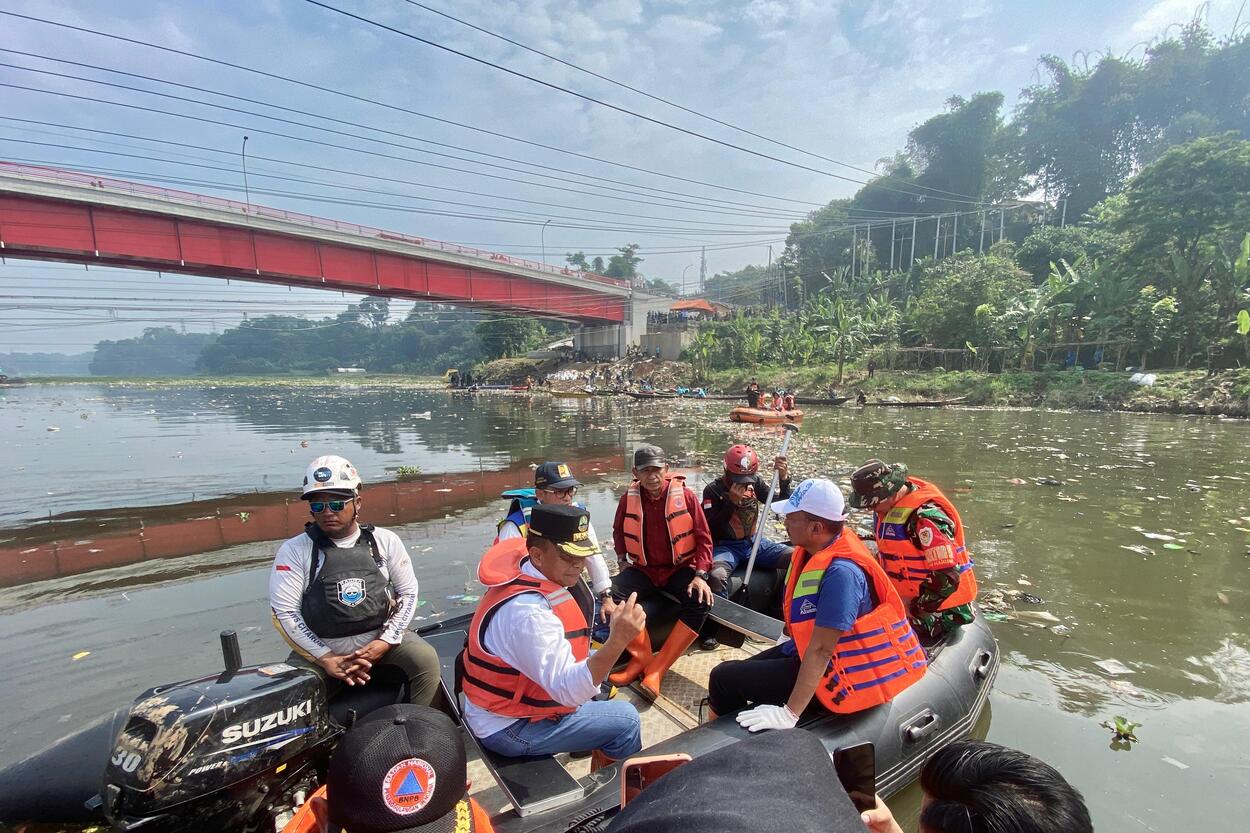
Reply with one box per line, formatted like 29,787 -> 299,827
848,460 -> 977,638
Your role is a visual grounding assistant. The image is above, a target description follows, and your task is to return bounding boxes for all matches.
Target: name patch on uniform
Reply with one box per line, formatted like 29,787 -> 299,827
337,577 -> 366,607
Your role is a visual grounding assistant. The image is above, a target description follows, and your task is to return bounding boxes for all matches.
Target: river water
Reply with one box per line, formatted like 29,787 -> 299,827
2,383 -> 1248,831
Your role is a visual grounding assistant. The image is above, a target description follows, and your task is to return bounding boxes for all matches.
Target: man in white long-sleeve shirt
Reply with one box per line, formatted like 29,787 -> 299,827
269,455 -> 443,709
461,504 -> 645,771
496,461 -> 615,611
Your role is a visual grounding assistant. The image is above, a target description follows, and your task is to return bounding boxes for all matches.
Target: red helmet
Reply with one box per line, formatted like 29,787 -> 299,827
724,444 -> 760,482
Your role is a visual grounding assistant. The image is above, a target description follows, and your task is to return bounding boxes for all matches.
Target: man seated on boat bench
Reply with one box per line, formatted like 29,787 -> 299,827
459,504 -> 645,771
707,479 -> 927,729
269,455 -> 444,710
698,443 -> 793,649
609,445 -> 715,699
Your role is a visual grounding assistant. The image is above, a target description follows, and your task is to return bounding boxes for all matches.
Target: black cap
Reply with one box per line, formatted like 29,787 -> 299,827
534,461 -> 582,491
327,705 -> 475,833
609,730 -> 864,833
633,445 -> 666,469
528,503 -> 598,557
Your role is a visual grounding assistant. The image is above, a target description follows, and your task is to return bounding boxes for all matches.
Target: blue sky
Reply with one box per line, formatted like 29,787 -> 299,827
1,0 -> 1245,352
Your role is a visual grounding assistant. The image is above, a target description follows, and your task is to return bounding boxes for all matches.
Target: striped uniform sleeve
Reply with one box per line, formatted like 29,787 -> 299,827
375,529 -> 419,645
269,536 -> 330,660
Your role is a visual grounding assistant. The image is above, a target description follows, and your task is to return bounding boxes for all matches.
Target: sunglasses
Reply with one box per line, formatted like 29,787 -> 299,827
309,498 -> 355,513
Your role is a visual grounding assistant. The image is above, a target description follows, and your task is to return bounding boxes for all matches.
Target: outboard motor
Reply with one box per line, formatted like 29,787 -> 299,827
98,632 -> 341,832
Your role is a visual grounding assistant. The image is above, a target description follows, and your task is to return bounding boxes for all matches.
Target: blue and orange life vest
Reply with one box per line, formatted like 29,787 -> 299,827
494,492 -> 537,543
783,530 -> 927,714
460,538 -> 592,720
873,478 -> 977,610
620,476 -> 696,566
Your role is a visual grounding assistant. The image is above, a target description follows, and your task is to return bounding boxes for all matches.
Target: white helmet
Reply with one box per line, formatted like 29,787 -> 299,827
301,455 -> 362,498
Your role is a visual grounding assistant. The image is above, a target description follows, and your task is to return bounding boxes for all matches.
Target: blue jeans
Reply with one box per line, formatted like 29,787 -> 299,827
713,537 -> 791,570
480,700 -> 642,760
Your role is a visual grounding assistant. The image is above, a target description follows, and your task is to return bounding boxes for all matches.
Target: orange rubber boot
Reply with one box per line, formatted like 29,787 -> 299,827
639,621 -> 699,700
608,629 -> 653,686
590,749 -> 616,773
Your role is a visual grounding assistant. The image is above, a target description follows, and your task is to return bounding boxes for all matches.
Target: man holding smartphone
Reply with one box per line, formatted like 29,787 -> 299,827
707,479 -> 926,729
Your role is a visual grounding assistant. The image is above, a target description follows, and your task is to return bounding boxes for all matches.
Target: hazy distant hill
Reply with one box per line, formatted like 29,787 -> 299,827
0,351 -> 94,376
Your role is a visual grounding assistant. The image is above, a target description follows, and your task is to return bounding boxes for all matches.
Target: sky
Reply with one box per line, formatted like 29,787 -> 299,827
0,0 -> 1246,353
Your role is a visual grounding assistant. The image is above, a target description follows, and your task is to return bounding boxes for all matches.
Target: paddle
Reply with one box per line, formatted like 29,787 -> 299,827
739,422 -> 800,597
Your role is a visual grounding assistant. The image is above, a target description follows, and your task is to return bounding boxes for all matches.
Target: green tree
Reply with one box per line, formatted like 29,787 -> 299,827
904,253 -> 1031,348
475,316 -> 549,359
604,244 -> 643,280
91,328 -> 217,376
358,295 -> 391,328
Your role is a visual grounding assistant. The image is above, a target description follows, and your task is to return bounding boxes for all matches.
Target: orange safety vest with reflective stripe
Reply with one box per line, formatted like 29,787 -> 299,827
620,476 -> 696,566
873,478 -> 977,610
460,539 -> 592,720
783,530 -> 927,714
280,784 -> 496,833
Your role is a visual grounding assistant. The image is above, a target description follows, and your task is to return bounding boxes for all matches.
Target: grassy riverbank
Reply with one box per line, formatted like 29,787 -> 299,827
18,373 -> 447,388
706,366 -> 1250,416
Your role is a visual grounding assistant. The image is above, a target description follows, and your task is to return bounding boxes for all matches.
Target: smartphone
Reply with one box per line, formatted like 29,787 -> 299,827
832,742 -> 876,813
619,753 -> 692,807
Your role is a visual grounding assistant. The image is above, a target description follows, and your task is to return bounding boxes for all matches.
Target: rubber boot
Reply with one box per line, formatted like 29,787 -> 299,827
608,629 -> 653,686
589,749 -> 615,773
639,621 -> 699,700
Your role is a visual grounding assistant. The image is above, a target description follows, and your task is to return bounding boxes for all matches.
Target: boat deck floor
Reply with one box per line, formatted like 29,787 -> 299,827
465,640 -> 765,814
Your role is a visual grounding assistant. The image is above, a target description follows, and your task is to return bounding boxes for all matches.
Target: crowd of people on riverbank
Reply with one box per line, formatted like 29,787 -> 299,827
269,449 -> 1083,833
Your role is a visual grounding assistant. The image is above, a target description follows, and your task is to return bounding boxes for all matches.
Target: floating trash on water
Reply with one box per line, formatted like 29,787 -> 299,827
983,612 -> 1010,622
1016,610 -> 1061,624
237,512 -> 250,523
1121,544 -> 1154,556
1051,625 -> 1072,636
1007,478 -> 1027,485
415,599 -> 428,608
1160,756 -> 1189,770
1216,591 -> 1230,605
1163,543 -> 1184,550
1132,528 -> 1177,541
1095,658 -> 1134,676
1017,578 -> 1032,586
1036,477 -> 1062,486
300,440 -> 310,448
46,426 -> 60,432
71,651 -> 91,661
1016,592 -> 1045,605
434,488 -> 452,493
410,411 -> 432,419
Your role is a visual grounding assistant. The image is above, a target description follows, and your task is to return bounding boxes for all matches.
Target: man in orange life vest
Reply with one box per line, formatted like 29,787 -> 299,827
707,478 -> 926,729
609,445 -> 715,699
849,460 -> 977,639
459,504 -> 645,769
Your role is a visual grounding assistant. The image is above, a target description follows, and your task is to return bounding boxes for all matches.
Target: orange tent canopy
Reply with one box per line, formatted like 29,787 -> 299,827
670,299 -> 717,314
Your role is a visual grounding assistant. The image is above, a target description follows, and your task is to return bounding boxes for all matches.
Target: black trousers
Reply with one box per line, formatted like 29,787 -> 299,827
611,565 -> 710,631
707,644 -> 801,714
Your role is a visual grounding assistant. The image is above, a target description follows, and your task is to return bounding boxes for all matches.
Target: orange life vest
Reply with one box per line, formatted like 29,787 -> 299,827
783,530 -> 927,714
620,476 -> 696,566
460,539 -> 592,720
873,478 -> 977,610
280,784 -> 495,833
782,394 -> 796,410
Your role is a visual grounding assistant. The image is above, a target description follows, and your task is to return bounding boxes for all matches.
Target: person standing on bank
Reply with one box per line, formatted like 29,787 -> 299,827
707,479 -> 926,728
496,461 -> 613,610
460,505 -> 645,770
269,455 -> 443,709
848,460 -> 977,639
609,445 -> 714,699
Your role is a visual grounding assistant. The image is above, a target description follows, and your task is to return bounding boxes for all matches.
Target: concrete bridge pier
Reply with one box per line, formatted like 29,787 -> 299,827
573,292 -> 673,358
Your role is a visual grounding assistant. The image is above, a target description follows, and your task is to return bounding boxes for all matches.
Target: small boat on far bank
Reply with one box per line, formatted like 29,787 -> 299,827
793,395 -> 851,406
867,396 -> 968,407
729,406 -> 804,424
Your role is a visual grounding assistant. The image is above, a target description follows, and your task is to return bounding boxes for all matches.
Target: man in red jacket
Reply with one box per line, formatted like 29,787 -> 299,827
610,445 -> 714,699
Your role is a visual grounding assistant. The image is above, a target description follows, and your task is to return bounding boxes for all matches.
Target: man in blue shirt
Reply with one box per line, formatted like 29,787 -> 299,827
706,479 -> 874,720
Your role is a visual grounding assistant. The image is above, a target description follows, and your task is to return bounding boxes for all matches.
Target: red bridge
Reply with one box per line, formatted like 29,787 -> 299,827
0,162 -> 630,324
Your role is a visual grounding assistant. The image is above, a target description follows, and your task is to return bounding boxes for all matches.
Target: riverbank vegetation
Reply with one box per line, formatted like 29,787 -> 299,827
693,22 -> 1250,380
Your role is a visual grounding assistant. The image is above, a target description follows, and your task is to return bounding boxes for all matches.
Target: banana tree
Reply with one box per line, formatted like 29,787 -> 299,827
810,295 -> 867,383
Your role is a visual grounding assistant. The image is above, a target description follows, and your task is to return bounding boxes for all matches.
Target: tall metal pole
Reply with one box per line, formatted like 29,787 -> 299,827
1060,199 -> 1068,227
934,215 -> 941,260
240,135 -> 251,213
999,208 -> 1005,243
699,246 -> 707,294
890,218 -> 897,271
540,219 -> 552,265
681,263 -> 694,295
979,210 -> 986,253
851,225 -> 857,279
951,212 -> 958,254
910,217 -> 917,269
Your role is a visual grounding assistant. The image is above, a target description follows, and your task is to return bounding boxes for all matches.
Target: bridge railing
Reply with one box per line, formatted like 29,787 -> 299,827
0,161 -> 629,290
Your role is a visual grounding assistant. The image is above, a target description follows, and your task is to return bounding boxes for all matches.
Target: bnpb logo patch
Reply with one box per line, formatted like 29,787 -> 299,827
381,757 -> 436,816
313,467 -> 334,483
337,577 -> 366,607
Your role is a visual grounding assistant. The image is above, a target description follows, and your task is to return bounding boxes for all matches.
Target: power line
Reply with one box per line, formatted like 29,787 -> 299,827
399,0 -> 985,204
0,9 -> 824,210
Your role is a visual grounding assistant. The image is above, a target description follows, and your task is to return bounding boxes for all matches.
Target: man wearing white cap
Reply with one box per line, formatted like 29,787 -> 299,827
707,479 -> 927,729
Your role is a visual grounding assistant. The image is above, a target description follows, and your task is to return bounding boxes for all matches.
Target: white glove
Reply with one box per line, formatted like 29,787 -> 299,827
736,703 -> 798,733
